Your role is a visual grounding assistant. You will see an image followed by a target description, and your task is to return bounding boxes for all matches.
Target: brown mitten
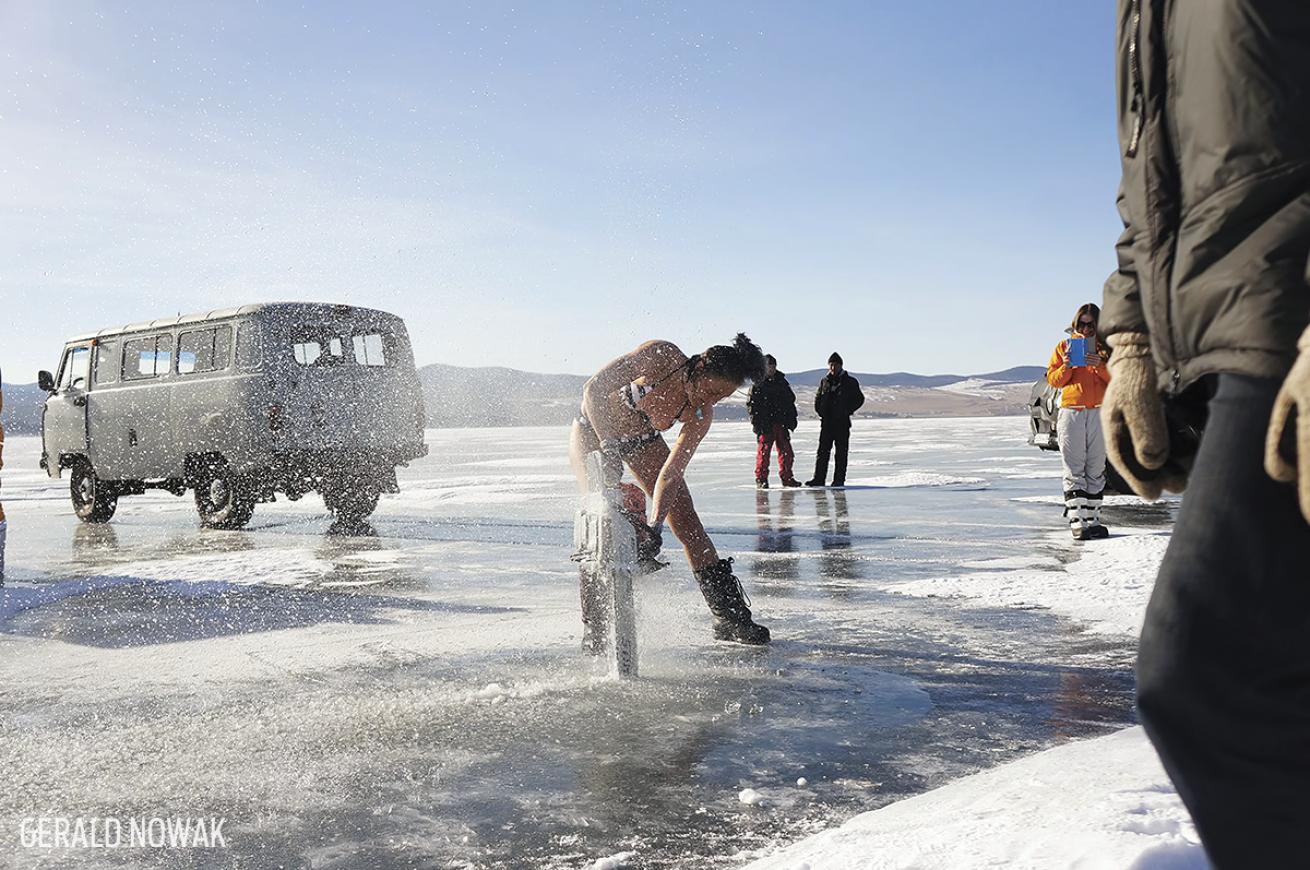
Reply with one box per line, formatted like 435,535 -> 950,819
1102,332 -> 1187,499
1265,325 -> 1310,524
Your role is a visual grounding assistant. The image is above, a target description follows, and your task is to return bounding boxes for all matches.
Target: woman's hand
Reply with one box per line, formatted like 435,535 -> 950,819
648,492 -> 666,527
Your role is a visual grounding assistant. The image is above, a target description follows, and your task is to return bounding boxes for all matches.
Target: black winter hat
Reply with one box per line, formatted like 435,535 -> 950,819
828,352 -> 843,366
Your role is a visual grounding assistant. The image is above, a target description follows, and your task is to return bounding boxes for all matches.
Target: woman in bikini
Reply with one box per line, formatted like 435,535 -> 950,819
571,334 -> 771,645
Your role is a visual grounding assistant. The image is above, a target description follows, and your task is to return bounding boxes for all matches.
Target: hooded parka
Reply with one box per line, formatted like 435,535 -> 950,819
1100,0 -> 1310,392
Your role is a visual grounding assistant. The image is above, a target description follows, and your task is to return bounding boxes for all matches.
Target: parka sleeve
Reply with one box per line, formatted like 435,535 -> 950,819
1100,185 -> 1149,339
1099,5 -> 1149,340
1047,343 -> 1073,388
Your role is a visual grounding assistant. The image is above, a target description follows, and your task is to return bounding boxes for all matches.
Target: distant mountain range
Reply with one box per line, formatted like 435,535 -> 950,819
785,366 -> 1045,389
0,365 -> 1045,434
1,382 -> 48,436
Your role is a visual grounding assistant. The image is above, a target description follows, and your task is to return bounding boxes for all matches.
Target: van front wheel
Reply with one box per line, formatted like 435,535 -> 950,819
193,458 -> 256,529
70,459 -> 118,523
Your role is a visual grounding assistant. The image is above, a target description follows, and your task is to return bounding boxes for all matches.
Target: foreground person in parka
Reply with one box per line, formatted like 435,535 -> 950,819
571,334 -> 771,646
1100,2 -> 1310,865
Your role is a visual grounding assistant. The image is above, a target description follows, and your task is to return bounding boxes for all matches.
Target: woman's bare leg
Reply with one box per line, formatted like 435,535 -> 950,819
569,419 -> 602,493
623,440 -> 719,571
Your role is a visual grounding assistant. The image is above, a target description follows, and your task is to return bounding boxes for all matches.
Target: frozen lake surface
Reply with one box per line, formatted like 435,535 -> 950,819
0,418 -> 1174,869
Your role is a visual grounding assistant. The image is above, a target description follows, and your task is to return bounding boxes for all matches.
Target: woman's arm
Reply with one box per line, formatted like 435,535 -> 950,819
1046,343 -> 1073,388
649,402 -> 713,525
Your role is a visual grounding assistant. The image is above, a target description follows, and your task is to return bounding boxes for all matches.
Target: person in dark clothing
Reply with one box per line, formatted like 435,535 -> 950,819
1099,3 -> 1310,866
805,352 -> 865,487
746,354 -> 801,488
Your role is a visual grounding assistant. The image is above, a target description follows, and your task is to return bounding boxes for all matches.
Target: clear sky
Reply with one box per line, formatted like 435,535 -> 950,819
2,1 -> 1121,381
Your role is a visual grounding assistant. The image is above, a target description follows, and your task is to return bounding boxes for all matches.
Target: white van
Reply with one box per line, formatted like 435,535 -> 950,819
39,303 -> 428,528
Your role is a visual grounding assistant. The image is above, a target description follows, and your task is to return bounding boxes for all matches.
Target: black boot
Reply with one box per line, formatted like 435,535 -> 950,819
693,557 -> 771,644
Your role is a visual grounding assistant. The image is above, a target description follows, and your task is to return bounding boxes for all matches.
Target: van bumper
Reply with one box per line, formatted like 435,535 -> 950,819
255,444 -> 425,495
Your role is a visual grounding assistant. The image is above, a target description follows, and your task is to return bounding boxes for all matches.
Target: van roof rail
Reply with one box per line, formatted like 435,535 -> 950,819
64,301 -> 398,343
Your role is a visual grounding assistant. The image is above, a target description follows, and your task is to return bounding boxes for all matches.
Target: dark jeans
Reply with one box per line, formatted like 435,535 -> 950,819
811,419 -> 851,485
1137,374 -> 1310,868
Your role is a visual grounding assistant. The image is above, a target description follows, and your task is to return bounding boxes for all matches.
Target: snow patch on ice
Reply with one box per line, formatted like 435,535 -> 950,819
738,788 -> 765,806
106,550 -> 334,587
592,851 -> 637,869
881,528 -> 1170,636
742,727 -> 1201,870
959,554 -> 1063,570
859,472 -> 987,488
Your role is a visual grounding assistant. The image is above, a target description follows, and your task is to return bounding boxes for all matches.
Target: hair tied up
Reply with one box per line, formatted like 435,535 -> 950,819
698,333 -> 767,385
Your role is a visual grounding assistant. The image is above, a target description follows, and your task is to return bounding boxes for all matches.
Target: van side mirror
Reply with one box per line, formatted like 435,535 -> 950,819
38,370 -> 55,392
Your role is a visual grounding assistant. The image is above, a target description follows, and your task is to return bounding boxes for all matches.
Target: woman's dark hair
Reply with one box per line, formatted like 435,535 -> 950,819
1070,302 -> 1100,332
695,333 -> 767,385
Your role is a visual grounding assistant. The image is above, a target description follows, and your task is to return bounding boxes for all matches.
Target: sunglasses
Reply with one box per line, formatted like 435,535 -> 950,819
1077,320 -> 1097,327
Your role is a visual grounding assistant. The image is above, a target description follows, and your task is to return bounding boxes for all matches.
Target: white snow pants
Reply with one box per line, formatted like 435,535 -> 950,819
1057,407 -> 1106,495
1058,407 -> 1107,531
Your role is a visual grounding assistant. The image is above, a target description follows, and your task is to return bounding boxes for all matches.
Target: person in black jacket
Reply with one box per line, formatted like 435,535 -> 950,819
805,352 -> 865,487
747,355 -> 801,488
1099,3 -> 1310,866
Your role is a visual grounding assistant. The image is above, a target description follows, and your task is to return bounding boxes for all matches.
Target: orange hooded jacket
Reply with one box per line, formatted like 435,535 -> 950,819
1046,339 -> 1110,409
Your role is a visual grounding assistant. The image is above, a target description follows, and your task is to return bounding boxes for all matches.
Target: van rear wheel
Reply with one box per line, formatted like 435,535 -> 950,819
321,476 -> 381,525
193,458 -> 256,529
69,459 -> 118,523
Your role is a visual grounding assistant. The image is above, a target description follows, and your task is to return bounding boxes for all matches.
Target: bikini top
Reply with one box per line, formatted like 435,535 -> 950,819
620,355 -> 704,430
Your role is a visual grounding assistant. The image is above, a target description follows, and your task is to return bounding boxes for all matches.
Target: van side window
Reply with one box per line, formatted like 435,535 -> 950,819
294,341 -> 322,365
236,323 -> 263,370
59,346 -> 92,390
123,335 -> 174,380
178,326 -> 232,375
93,341 -> 119,386
352,333 -> 388,366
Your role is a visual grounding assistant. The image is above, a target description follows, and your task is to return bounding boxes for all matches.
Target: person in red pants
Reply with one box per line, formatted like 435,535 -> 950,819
747,355 -> 801,488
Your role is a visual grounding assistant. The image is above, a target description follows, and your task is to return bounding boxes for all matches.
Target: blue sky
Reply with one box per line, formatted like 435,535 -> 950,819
2,2 -> 1120,380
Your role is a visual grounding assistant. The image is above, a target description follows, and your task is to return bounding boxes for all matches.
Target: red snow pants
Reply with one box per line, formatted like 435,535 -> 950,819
755,425 -> 795,483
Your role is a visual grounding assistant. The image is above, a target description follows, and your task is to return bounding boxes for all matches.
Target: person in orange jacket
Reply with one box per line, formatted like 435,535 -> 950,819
1046,303 -> 1111,539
